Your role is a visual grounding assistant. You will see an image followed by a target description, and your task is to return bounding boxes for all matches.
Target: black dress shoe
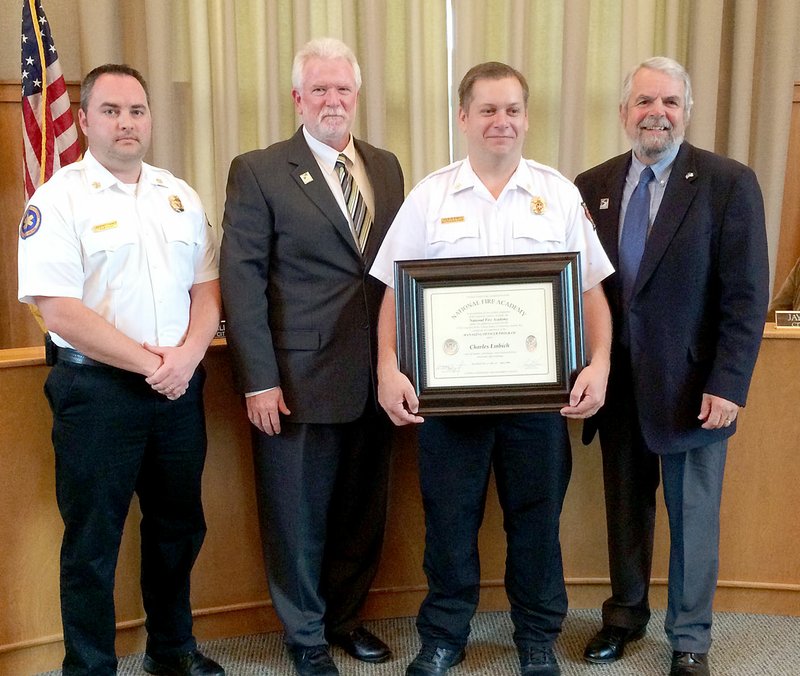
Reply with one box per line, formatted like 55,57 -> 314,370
519,645 -> 561,675
406,644 -> 465,675
328,626 -> 392,663
142,649 -> 225,676
669,651 -> 710,675
287,645 -> 340,676
583,624 -> 646,664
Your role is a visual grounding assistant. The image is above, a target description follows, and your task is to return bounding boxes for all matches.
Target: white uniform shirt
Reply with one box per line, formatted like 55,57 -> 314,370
18,150 -> 219,349
370,158 -> 613,291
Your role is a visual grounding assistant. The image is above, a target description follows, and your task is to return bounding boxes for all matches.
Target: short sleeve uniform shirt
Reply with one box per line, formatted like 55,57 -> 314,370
18,150 -> 218,348
370,158 -> 613,291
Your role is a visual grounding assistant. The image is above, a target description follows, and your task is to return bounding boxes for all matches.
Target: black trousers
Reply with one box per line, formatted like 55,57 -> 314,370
45,362 -> 208,676
415,413 -> 571,651
252,405 -> 391,647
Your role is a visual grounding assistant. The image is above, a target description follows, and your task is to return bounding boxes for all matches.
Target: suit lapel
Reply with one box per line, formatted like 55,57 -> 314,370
287,128 -> 362,259
633,143 -> 699,297
592,156 -> 631,271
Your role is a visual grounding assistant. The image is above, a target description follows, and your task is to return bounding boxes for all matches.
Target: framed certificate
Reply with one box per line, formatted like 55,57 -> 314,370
394,253 -> 585,415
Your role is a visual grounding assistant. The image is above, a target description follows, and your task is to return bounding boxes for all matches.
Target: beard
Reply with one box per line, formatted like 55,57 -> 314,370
630,114 -> 683,161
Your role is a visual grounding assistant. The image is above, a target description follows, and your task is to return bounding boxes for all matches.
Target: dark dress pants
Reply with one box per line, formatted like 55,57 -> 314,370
596,360 -> 660,631
45,362 -> 208,676
415,413 -> 571,651
597,355 -> 728,650
252,404 -> 391,647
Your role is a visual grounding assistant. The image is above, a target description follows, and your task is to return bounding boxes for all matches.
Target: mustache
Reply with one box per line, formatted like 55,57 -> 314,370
638,115 -> 672,131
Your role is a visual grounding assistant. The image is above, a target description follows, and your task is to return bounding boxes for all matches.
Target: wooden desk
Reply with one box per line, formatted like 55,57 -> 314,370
1,330 -> 798,673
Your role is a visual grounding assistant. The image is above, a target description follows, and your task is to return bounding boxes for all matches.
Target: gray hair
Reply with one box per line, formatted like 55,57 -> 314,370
291,37 -> 362,91
620,56 -> 693,120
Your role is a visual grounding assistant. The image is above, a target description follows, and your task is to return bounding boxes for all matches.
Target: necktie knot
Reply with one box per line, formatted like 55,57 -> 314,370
637,166 -> 655,189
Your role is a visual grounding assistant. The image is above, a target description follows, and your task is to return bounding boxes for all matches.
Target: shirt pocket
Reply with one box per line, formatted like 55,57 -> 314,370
80,224 -> 138,290
511,214 -> 566,250
427,216 -> 481,255
161,217 -> 202,287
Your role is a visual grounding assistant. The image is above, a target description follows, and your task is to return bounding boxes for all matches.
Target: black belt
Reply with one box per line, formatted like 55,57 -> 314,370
56,346 -> 107,367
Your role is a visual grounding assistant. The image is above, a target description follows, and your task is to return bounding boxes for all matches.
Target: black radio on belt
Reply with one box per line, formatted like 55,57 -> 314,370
44,332 -> 57,366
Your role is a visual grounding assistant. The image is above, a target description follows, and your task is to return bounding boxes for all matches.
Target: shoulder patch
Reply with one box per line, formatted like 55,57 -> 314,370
20,205 -> 42,239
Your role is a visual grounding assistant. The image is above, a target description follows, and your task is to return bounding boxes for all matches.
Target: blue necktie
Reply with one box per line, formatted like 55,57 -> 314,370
619,166 -> 655,304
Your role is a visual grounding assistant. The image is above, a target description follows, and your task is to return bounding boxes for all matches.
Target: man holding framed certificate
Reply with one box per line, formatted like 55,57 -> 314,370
370,62 -> 614,676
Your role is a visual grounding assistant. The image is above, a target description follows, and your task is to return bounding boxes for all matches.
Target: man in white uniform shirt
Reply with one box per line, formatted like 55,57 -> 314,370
370,62 -> 613,676
18,64 -> 223,676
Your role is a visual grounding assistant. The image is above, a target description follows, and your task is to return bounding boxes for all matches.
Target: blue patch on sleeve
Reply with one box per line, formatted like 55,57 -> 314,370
20,205 -> 42,239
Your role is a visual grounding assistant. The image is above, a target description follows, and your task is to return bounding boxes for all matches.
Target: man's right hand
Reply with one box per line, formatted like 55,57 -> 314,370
378,366 -> 424,426
246,388 -> 291,435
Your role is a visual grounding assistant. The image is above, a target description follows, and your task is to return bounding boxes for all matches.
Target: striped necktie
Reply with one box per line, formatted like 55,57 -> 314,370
335,153 -> 372,253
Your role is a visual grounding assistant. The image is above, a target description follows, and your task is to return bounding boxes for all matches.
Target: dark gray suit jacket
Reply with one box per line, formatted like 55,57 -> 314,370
220,127 -> 405,423
576,142 -> 769,454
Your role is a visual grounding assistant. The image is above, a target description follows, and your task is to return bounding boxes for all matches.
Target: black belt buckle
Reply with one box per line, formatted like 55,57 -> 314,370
45,332 -> 56,366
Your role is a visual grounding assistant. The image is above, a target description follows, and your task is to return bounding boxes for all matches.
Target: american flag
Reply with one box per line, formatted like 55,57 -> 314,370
21,0 -> 80,200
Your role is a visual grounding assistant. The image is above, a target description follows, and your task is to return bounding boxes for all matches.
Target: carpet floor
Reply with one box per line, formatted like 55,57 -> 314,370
38,609 -> 800,675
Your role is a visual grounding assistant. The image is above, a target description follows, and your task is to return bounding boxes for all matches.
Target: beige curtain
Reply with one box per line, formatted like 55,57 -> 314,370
66,0 -> 799,279
452,0 -> 799,283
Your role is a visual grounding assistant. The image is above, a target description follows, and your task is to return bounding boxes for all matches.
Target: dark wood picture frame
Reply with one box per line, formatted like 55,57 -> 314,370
394,253 -> 585,415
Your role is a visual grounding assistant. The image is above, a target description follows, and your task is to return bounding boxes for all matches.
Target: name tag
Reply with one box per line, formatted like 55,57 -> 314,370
441,216 -> 465,224
92,221 -> 118,232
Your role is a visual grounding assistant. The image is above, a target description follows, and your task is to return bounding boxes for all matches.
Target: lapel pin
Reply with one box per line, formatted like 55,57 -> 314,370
685,172 -> 695,180
300,171 -> 313,184
599,198 -> 610,210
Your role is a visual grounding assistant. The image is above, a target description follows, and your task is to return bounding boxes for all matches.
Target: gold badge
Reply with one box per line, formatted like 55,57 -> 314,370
530,197 -> 546,215
300,171 -> 314,184
441,216 -> 465,224
91,181 -> 101,189
169,195 -> 184,213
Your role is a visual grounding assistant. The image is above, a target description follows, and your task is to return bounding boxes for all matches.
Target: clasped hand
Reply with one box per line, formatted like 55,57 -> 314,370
143,343 -> 196,400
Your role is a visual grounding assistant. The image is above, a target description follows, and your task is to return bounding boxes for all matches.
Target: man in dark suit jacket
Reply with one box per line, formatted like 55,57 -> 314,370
219,38 -> 404,676
575,57 -> 768,676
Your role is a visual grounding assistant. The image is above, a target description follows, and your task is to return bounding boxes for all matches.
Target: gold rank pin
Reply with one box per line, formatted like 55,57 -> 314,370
169,195 -> 184,212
